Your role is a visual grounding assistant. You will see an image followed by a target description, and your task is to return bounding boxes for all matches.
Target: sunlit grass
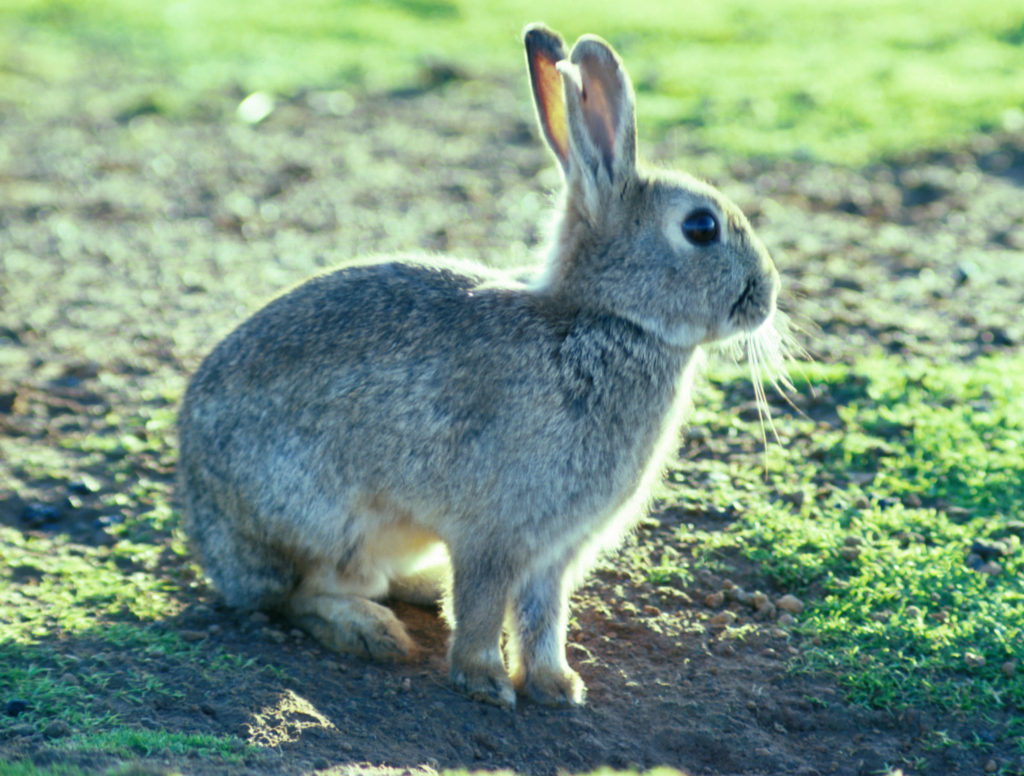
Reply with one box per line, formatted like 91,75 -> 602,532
0,521 -> 250,759
2,0 -> 1022,162
662,351 -> 1024,716
0,527 -> 182,643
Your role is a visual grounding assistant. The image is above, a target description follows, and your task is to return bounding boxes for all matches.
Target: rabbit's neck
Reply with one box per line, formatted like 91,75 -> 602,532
556,318 -> 700,576
557,310 -> 697,442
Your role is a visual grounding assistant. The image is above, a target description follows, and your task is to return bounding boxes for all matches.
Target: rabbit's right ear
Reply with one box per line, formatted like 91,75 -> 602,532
559,35 -> 638,202
524,24 -> 570,173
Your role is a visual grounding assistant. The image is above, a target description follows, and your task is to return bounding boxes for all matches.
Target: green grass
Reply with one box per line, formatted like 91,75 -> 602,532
0,523 -> 250,763
662,351 -> 1024,723
2,0 -> 1022,162
51,729 -> 247,761
0,763 -> 96,776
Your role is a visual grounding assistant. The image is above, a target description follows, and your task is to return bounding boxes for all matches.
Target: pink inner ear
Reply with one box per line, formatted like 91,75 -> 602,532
532,51 -> 569,164
579,55 -> 621,174
585,65 -> 614,171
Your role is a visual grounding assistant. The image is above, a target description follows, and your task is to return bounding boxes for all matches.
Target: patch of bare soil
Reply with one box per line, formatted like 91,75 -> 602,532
2,62 -> 1023,775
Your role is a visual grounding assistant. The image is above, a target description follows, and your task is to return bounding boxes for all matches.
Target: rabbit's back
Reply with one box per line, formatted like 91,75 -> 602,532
180,259 -> 689,557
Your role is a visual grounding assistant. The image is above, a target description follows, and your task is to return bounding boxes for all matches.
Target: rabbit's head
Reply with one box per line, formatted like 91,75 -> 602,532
525,25 -> 779,350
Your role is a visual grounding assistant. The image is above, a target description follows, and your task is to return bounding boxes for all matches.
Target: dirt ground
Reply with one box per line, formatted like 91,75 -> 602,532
2,61 -> 1024,776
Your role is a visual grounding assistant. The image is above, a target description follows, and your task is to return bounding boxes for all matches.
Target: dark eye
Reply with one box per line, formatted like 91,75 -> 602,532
682,209 -> 720,246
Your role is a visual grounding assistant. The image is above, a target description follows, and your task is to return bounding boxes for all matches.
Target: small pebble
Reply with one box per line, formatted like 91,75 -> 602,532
984,759 -> 998,773
709,611 -> 737,628
971,540 -> 1007,560
290,628 -> 306,640
237,91 -> 275,124
978,561 -> 1002,575
776,594 -> 805,614
754,602 -> 776,621
1002,660 -> 1017,678
704,591 -> 725,608
839,546 -> 861,561
43,719 -> 71,739
903,492 -> 922,508
400,677 -> 412,692
180,630 -> 207,643
265,628 -> 287,644
732,589 -> 753,606
249,611 -> 270,625
207,624 -> 222,635
21,503 -> 62,526
4,699 -> 29,717
843,535 -> 863,547
965,652 -> 986,668
68,475 -> 101,494
751,592 -> 769,609
777,613 -> 797,627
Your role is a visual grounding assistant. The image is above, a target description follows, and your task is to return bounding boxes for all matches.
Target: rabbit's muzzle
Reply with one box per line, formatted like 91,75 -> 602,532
729,264 -> 779,332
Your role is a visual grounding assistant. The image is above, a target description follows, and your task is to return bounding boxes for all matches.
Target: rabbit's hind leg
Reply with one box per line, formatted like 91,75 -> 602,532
184,495 -> 298,612
284,561 -> 416,662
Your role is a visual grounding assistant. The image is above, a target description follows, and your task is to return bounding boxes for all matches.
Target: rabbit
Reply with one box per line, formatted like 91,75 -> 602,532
177,23 -> 781,709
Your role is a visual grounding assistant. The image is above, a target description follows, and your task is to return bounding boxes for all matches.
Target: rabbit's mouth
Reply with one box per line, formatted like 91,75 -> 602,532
729,278 -> 756,319
728,274 -> 776,332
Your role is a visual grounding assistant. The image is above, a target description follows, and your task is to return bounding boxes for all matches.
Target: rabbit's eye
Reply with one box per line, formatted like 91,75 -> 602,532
682,210 -> 720,246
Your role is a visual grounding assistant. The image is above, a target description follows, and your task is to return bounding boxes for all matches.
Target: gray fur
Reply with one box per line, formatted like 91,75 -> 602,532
178,24 -> 780,708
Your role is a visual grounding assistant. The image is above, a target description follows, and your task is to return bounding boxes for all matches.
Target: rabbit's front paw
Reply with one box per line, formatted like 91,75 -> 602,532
520,667 -> 586,707
450,659 -> 516,708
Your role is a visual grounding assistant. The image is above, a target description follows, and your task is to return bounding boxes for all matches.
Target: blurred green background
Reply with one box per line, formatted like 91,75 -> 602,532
2,0 -> 1022,163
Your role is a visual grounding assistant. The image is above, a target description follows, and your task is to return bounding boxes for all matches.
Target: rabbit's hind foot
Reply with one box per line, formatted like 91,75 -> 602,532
287,594 -> 417,662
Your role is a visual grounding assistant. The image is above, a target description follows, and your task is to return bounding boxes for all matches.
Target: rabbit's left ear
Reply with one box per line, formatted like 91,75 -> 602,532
561,35 -> 637,189
524,24 -> 570,173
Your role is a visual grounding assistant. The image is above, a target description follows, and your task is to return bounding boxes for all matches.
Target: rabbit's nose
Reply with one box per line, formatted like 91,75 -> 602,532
729,264 -> 778,330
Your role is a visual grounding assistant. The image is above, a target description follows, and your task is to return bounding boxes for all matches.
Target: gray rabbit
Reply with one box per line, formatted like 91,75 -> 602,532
178,23 -> 780,708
